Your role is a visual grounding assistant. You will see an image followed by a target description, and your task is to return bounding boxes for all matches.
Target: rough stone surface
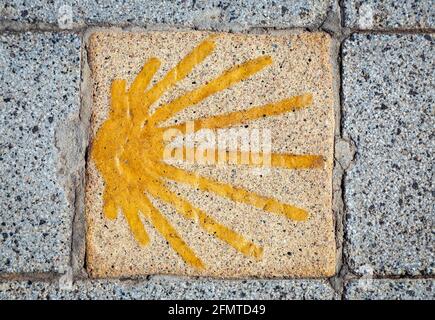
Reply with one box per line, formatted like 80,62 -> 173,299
345,279 -> 434,300
0,278 -> 337,299
342,34 -> 434,276
1,0 -> 332,30
86,31 -> 336,278
0,32 -> 81,272
343,0 -> 435,29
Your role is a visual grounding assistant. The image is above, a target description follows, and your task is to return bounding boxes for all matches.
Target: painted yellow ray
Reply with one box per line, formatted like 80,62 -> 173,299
171,147 -> 324,169
93,80 -> 132,156
141,175 -> 263,259
119,198 -> 150,246
152,161 -> 308,221
136,36 -> 216,122
139,194 -> 205,269
102,187 -> 118,220
99,183 -> 151,246
167,94 -> 313,132
128,57 -> 161,118
129,58 -> 161,95
149,55 -> 273,126
110,79 -> 129,117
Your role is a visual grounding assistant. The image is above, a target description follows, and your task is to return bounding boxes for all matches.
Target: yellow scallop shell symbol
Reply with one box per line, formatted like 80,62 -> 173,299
91,35 -> 323,269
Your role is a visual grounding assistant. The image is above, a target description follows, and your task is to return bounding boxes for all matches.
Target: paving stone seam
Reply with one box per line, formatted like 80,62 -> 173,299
0,273 -> 60,282
69,30 -> 93,279
2,273 -> 433,283
1,22 -> 434,34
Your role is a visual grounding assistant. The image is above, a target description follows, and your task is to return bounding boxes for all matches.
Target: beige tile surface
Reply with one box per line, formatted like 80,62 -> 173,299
86,31 -> 336,278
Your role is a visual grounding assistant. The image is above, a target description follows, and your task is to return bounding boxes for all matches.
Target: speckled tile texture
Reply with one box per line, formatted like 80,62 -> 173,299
1,0 -> 332,29
0,32 -> 81,273
0,278 -> 337,300
342,34 -> 434,276
85,31 -> 337,278
345,279 -> 435,300
343,0 -> 434,29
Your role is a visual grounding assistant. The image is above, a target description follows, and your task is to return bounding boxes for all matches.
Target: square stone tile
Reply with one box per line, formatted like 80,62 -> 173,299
85,31 -> 336,278
0,32 -> 81,273
343,34 -> 434,275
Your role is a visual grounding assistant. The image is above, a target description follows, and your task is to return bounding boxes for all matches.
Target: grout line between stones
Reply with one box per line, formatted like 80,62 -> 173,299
70,29 -> 94,280
0,273 -> 61,282
321,0 -> 349,299
0,21 -> 434,34
1,272 -> 433,285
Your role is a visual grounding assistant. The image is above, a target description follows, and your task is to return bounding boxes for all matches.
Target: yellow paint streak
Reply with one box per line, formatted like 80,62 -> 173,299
170,94 -> 313,132
270,153 -> 324,169
143,176 -> 263,259
102,188 -> 118,220
119,199 -> 150,246
150,56 -> 273,125
153,162 -> 308,221
110,79 -> 128,117
176,147 -> 324,169
128,58 -> 161,119
140,195 -> 204,269
141,37 -> 216,120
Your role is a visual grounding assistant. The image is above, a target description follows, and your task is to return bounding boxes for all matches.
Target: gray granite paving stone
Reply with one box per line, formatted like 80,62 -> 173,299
343,0 -> 435,29
345,279 -> 434,300
0,32 -> 81,273
1,0 -> 332,30
342,34 -> 434,276
0,278 -> 337,300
